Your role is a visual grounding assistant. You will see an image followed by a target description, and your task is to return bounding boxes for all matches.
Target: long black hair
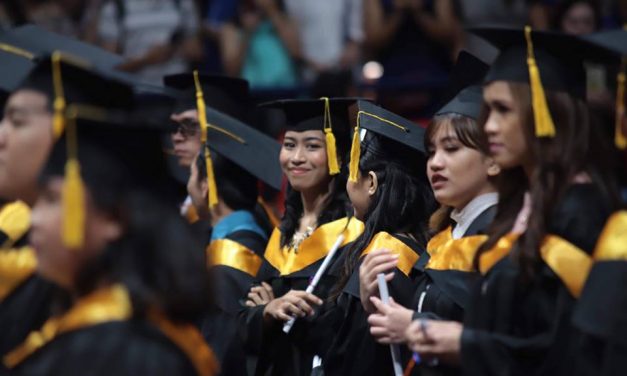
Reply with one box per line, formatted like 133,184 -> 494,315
333,131 -> 435,296
42,134 -> 212,323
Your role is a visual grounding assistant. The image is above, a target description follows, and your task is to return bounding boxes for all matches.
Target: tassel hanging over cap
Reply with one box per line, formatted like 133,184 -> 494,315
524,25 -> 556,138
193,70 -> 218,208
321,97 -> 340,175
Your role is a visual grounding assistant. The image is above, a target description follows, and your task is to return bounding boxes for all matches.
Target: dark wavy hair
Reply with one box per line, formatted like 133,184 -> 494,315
424,113 -> 492,234
332,131 -> 435,297
41,135 -> 212,323
474,82 -> 621,278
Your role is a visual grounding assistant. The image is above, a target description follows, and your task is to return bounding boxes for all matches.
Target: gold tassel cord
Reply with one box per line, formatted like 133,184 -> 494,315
524,26 -> 556,138
321,97 -> 340,175
61,116 -> 85,250
348,112 -> 362,182
615,58 -> 626,150
193,71 -> 218,208
51,52 -> 66,139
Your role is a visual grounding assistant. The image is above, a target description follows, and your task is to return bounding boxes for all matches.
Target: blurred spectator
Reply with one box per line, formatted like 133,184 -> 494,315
218,0 -> 301,89
363,0 -> 459,84
283,0 -> 364,84
96,0 -> 203,84
553,0 -> 600,35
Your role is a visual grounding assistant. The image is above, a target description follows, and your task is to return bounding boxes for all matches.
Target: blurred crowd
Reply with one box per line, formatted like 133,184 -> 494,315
2,0 -> 625,118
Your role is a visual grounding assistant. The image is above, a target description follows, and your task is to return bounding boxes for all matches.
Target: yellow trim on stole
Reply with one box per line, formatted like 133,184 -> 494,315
4,284 -> 133,368
479,233 -> 591,298
360,232 -> 420,276
0,201 -> 31,248
0,246 -> 37,301
264,217 -> 364,276
148,310 -> 219,376
206,238 -> 263,276
426,227 -> 487,272
593,211 -> 627,261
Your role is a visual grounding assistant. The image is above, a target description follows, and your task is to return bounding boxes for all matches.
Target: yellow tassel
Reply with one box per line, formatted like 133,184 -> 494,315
51,52 -> 66,139
62,159 -> 85,249
321,97 -> 340,175
615,60 -> 626,150
193,70 -> 218,207
204,146 -> 218,208
524,26 -> 556,138
348,122 -> 361,182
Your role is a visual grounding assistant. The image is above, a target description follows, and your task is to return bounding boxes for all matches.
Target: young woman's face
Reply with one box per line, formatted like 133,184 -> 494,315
279,130 -> 332,192
561,2 -> 596,35
346,171 -> 374,221
170,109 -> 202,168
186,154 -> 208,215
30,177 -> 122,289
0,90 -> 54,203
426,122 -> 498,210
483,81 -> 529,170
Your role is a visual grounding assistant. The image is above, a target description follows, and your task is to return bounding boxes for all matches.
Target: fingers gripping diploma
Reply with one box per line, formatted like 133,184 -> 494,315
367,296 -> 414,344
405,320 -> 463,365
245,282 -> 275,307
263,290 -> 323,323
359,249 -> 398,313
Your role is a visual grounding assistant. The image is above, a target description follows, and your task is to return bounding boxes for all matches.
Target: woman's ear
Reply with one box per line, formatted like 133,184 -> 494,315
485,157 -> 501,177
367,171 -> 378,197
101,217 -> 123,243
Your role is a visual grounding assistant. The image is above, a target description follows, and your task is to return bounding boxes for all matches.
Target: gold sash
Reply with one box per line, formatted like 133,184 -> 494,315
360,232 -> 420,276
0,201 -> 31,248
593,211 -> 627,261
426,227 -> 487,272
264,217 -> 364,275
0,246 -> 37,301
478,233 -> 519,274
206,238 -> 263,276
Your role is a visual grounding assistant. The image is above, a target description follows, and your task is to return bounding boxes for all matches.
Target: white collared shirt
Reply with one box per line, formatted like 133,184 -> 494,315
450,193 -> 499,239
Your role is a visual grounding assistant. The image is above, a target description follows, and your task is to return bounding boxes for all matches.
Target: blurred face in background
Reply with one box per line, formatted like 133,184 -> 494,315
561,1 -> 597,35
170,109 -> 201,168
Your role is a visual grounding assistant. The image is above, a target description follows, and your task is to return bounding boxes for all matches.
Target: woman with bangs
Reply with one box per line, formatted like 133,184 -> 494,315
360,52 -> 500,376
403,27 -> 621,376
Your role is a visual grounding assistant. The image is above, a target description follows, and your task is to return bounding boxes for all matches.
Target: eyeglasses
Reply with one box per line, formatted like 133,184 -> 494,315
171,118 -> 200,138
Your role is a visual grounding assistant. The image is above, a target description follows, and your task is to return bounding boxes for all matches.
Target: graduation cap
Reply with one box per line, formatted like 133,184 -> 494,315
436,51 -> 490,120
582,27 -> 627,149
0,42 -> 36,94
0,24 -> 123,68
34,53 -> 176,250
348,100 -> 426,182
470,26 -> 619,138
260,98 -> 361,176
163,72 -> 250,120
195,106 -> 282,210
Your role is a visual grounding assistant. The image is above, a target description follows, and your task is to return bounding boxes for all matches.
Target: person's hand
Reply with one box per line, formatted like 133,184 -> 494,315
359,248 -> 397,313
367,296 -> 414,344
262,290 -> 323,323
405,320 -> 463,365
245,282 -> 275,307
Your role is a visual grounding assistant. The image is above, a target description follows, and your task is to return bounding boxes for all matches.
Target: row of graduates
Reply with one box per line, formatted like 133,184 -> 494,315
0,22 -> 626,376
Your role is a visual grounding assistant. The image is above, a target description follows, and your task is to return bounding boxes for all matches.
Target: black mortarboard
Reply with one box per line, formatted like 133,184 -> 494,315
582,28 -> 627,149
203,106 -> 282,192
0,42 -> 36,94
348,100 -> 426,182
0,24 -> 123,68
163,73 -> 250,120
436,51 -> 490,119
260,97 -> 361,176
470,26 -> 619,138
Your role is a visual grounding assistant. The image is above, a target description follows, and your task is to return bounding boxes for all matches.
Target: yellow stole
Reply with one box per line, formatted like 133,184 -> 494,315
425,226 -> 488,272
0,201 -> 35,301
593,211 -> 627,261
264,217 -> 364,275
4,285 -> 218,376
206,238 -> 263,276
478,233 -> 592,298
185,204 -> 200,224
360,232 -> 420,276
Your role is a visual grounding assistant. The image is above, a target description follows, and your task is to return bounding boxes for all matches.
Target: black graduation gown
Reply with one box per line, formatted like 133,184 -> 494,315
460,184 -> 611,376
11,321 -> 199,376
571,210 -> 627,376
201,229 -> 268,376
238,217 -> 363,376
409,206 -> 496,376
289,232 -> 425,376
